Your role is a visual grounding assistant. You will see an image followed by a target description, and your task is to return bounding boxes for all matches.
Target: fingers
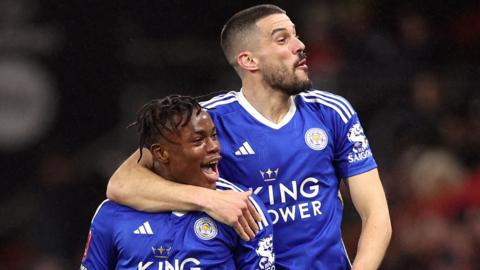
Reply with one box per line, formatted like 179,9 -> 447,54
248,198 -> 263,222
245,200 -> 260,234
244,190 -> 262,229
240,215 -> 256,240
233,220 -> 250,241
232,191 -> 261,241
204,189 -> 264,241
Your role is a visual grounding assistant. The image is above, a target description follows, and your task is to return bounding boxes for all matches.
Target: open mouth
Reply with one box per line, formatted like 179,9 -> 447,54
200,158 -> 220,183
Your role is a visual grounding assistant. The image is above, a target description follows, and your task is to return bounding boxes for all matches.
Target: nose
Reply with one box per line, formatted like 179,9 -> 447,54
292,36 -> 306,55
205,137 -> 220,153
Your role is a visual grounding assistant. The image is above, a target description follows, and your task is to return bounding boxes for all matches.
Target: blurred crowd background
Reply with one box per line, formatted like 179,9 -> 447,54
0,0 -> 479,269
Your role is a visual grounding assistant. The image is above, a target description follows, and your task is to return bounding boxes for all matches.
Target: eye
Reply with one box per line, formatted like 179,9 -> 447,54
192,137 -> 204,146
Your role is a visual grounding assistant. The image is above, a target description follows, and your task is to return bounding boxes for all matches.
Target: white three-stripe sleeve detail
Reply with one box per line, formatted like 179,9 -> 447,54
302,97 -> 349,123
306,92 -> 353,118
199,92 -> 235,107
317,91 -> 355,115
203,97 -> 237,109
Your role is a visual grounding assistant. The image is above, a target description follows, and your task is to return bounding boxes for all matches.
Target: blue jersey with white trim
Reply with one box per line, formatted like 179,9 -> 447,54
80,178 -> 274,270
201,90 -> 377,270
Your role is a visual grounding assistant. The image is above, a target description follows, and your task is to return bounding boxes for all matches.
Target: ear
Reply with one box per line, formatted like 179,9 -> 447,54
150,143 -> 169,164
237,51 -> 259,71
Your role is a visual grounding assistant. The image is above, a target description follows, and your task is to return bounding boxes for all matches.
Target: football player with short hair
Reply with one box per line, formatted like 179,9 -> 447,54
107,4 -> 391,270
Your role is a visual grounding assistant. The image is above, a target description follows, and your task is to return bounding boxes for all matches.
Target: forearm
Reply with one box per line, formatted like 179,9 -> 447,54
107,149 -> 261,240
109,174 -> 213,212
351,211 -> 392,270
106,149 -> 212,212
348,169 -> 392,270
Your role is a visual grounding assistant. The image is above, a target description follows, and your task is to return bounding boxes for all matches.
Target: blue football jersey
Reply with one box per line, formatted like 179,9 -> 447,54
81,178 -> 274,270
200,90 -> 377,270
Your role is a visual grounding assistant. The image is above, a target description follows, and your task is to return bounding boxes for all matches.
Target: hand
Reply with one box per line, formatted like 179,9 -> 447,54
203,190 -> 262,241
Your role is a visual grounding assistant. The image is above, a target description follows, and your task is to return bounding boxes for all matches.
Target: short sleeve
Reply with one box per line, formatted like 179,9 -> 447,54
80,200 -> 116,270
333,104 -> 377,178
234,195 -> 275,270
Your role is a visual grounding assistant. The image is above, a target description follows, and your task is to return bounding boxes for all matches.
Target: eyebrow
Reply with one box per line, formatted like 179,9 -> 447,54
192,130 -> 206,135
271,25 -> 296,36
192,126 -> 216,135
271,27 -> 287,36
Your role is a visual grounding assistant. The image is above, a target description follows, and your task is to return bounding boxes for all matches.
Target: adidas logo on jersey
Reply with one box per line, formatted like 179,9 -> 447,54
134,221 -> 154,235
234,141 -> 255,156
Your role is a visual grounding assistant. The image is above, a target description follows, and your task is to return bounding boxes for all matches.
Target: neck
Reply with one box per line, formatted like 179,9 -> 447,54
242,79 -> 292,124
153,160 -> 172,181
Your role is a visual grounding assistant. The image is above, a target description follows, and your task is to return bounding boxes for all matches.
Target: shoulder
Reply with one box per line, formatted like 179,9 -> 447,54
199,91 -> 240,116
90,199 -> 133,224
297,89 -> 356,124
216,177 -> 249,192
90,199 -> 115,223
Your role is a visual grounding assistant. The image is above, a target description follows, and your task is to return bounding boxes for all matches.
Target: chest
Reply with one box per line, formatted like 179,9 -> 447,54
115,213 -> 234,269
214,109 -> 336,188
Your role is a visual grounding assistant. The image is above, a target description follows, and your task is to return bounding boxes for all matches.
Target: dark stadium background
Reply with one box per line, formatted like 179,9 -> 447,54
0,0 -> 479,269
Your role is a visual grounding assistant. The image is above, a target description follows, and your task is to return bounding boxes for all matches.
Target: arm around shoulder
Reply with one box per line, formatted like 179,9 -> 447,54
107,150 -> 263,240
106,149 -> 210,212
106,149 -> 261,240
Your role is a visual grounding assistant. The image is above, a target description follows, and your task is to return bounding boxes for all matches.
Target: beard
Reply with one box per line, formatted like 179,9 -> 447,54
262,62 -> 313,96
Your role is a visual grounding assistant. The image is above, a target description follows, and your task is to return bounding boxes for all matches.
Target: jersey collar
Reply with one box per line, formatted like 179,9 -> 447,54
237,89 -> 296,130
172,211 -> 186,217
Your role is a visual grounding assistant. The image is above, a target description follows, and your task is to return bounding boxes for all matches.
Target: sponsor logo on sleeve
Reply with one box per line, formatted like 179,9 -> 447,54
256,234 -> 275,270
347,122 -> 372,162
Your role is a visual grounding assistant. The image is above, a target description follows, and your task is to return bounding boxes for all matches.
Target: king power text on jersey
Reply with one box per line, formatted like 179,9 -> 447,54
138,258 -> 201,270
253,177 -> 324,224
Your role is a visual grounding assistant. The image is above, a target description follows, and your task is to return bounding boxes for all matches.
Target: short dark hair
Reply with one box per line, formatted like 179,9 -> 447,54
220,4 -> 285,66
130,95 -> 202,160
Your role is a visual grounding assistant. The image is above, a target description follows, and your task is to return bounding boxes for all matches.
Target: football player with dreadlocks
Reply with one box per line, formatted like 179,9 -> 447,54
81,96 -> 274,270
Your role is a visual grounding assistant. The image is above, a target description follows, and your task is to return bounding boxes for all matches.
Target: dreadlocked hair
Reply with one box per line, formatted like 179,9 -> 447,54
129,95 -> 203,162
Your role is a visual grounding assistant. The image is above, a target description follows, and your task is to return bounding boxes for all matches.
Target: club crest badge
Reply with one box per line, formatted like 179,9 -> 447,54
194,217 -> 218,240
305,128 -> 328,150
